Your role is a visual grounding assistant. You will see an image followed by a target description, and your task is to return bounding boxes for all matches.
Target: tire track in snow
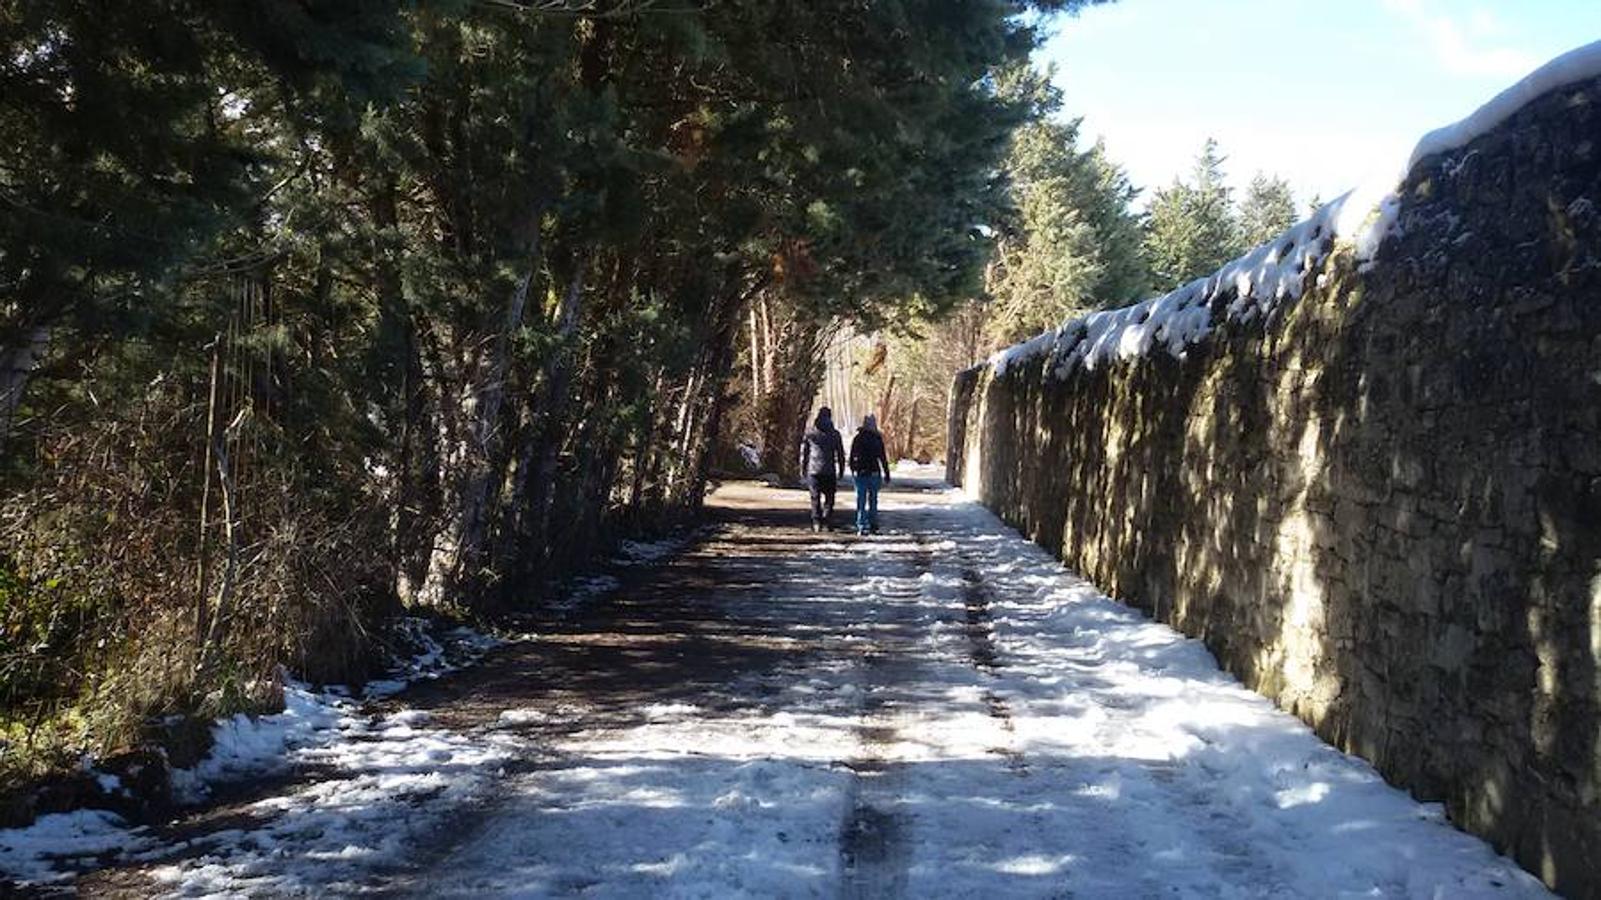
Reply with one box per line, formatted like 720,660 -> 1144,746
958,564 -> 1028,778
837,539 -> 934,899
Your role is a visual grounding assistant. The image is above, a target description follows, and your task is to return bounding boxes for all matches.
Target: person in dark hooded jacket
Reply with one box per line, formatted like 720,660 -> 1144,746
848,413 -> 891,534
799,407 -> 846,531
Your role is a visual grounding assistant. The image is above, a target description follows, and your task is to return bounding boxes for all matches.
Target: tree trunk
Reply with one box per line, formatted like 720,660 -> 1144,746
453,266 -> 537,558
753,299 -> 830,480
687,315 -> 743,506
0,325 -> 50,456
758,293 -> 776,397
418,226 -> 545,609
366,182 -> 439,607
197,428 -> 241,678
748,306 -> 763,404
904,394 -> 921,462
626,369 -> 664,522
195,340 -> 223,650
507,257 -> 588,588
877,372 -> 897,435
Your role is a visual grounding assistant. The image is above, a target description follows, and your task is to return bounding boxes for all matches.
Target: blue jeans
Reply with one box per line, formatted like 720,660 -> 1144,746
854,473 -> 882,533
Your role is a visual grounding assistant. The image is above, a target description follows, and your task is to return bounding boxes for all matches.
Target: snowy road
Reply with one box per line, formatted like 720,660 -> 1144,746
16,475 -> 1550,897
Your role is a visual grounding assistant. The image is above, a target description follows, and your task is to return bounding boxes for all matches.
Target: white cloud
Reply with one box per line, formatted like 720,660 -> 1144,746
1381,0 -> 1540,78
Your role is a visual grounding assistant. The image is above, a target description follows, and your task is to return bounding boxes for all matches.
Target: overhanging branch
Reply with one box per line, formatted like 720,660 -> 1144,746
475,0 -> 707,17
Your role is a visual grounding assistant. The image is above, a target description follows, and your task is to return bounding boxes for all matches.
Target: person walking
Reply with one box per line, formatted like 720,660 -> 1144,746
849,413 -> 891,535
799,407 -> 846,532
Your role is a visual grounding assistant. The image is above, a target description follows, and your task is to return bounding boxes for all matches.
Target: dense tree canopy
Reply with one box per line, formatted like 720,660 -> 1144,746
0,0 -> 1104,777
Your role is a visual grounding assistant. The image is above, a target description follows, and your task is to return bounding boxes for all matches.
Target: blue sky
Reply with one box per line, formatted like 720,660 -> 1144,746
1037,0 -> 1601,210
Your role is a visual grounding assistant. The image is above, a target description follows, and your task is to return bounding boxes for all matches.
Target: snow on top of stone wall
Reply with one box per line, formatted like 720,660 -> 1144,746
1408,39 -> 1601,170
988,39 -> 1601,381
988,181 -> 1397,378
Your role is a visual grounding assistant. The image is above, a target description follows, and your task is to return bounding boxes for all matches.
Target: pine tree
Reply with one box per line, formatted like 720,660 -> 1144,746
1239,172 -> 1298,248
0,1 -> 421,454
1,0 -> 1102,775
1083,140 -> 1150,305
1143,138 -> 1242,291
734,2 -> 1079,475
982,65 -> 1149,345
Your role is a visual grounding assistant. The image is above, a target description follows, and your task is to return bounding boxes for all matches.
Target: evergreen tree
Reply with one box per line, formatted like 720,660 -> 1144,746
1143,138 -> 1241,291
982,66 -> 1149,345
735,4 -> 1093,474
1083,139 -> 1151,305
1,0 -> 1102,775
1239,172 -> 1298,248
0,1 -> 420,452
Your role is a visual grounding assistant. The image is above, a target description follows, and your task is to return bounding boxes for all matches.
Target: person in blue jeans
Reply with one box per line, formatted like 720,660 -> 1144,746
848,414 -> 892,535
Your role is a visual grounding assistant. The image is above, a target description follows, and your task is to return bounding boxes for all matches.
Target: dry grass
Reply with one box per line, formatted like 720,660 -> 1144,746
1,371 -> 392,791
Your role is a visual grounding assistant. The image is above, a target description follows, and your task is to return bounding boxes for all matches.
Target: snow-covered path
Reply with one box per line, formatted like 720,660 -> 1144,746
11,476 -> 1551,897
403,477 -> 1547,898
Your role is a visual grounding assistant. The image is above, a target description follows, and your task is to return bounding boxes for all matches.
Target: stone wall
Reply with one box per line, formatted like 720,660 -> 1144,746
950,75 -> 1601,896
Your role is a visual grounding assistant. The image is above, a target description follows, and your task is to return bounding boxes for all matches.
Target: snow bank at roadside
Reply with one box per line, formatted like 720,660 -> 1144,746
361,618 -> 502,699
547,527 -> 707,612
0,618 -> 504,888
0,810 -> 156,885
172,618 -> 501,803
148,707 -> 519,896
0,690 -> 521,891
892,459 -> 947,481
167,685 -> 344,803
988,39 -> 1601,381
617,532 -> 702,567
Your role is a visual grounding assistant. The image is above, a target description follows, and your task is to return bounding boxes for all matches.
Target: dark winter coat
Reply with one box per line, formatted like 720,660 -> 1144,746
849,428 -> 890,478
800,413 -> 845,478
